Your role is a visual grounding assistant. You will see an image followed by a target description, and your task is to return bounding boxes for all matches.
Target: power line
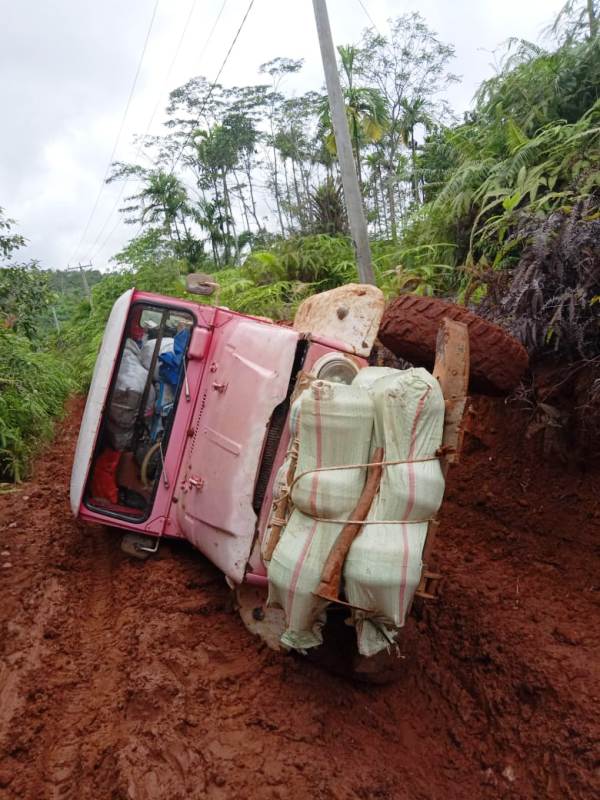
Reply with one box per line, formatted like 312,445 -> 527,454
93,0 -> 255,266
67,0 -> 161,267
90,0 -> 235,264
356,0 -> 380,33
88,0 -> 203,262
169,0 -> 256,175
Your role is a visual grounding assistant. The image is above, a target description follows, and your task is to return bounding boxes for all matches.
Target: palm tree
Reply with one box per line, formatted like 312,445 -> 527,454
309,178 -> 348,236
137,170 -> 191,243
194,199 -> 233,268
319,45 -> 388,191
399,97 -> 433,205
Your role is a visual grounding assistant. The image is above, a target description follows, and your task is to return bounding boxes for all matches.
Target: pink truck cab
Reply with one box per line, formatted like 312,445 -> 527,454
70,284 -> 385,587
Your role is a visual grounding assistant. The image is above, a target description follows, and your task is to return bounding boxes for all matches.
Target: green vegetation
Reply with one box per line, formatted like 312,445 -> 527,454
0,212 -> 74,481
0,327 -> 72,482
410,18 -> 600,355
97,1 -> 596,355
1,0 -> 598,480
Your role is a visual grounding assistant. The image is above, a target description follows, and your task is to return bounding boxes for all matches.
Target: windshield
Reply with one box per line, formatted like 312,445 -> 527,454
84,302 -> 194,521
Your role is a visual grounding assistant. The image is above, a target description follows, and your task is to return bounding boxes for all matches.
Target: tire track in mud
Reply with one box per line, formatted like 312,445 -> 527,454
0,577 -> 64,747
32,530 -> 126,800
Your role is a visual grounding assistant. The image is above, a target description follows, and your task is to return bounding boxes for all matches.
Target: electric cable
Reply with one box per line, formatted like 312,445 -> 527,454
88,0 -> 205,262
356,0 -> 380,33
90,0 -> 236,264
168,0 -> 256,175
67,0 -> 161,267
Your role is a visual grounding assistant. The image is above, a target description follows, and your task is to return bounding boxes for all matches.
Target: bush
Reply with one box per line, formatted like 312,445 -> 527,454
0,328 -> 74,481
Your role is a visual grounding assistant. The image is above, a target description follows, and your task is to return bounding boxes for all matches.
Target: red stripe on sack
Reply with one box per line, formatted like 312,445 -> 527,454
398,386 -> 431,620
287,520 -> 318,618
288,386 -> 324,622
309,385 -> 323,518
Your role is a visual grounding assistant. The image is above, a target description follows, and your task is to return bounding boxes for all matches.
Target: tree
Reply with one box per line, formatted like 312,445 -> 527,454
0,264 -> 53,339
0,208 -> 26,261
194,199 -> 231,268
0,209 -> 53,339
221,106 -> 263,232
259,58 -> 304,236
309,178 -> 348,236
319,45 -> 388,192
398,97 -> 434,205
356,13 -> 458,238
551,0 -> 599,42
108,165 -> 191,239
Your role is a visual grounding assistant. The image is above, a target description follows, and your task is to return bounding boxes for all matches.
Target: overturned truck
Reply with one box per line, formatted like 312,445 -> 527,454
70,282 -> 526,666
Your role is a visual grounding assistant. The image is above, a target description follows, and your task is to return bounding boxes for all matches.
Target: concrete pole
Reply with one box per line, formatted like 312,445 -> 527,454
51,306 -> 61,333
78,262 -> 93,308
312,0 -> 375,285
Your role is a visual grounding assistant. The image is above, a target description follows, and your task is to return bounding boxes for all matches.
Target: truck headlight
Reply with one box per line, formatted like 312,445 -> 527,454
313,354 -> 359,385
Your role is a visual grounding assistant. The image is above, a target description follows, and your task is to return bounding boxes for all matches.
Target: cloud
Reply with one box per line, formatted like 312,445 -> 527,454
1,0 -> 566,270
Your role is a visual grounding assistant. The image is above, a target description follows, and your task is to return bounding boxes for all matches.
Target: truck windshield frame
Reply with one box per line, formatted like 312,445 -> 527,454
83,300 -> 196,524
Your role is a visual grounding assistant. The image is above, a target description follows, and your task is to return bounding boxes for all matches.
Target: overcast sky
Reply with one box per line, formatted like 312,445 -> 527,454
1,0 -> 565,271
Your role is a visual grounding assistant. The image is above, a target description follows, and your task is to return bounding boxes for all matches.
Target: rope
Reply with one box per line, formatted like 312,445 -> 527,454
272,454 -> 440,528
271,515 -> 432,526
287,454 -> 439,496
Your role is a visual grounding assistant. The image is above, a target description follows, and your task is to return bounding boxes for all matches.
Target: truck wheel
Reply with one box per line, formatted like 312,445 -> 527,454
379,295 -> 528,394
302,609 -> 406,684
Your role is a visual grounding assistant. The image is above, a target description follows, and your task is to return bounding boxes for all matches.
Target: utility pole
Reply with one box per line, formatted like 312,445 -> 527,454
67,262 -> 93,308
51,306 -> 61,333
78,262 -> 93,307
312,0 -> 375,285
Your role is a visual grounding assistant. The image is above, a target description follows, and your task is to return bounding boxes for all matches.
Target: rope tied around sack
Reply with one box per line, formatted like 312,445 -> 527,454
272,454 -> 440,527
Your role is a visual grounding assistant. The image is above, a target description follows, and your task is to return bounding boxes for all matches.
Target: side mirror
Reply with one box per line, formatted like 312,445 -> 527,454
186,273 -> 220,296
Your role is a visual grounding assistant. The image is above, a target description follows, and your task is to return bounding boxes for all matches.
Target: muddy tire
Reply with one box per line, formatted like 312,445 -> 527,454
379,295 -> 529,394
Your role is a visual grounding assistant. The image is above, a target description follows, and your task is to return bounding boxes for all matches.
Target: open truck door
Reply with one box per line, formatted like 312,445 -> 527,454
70,289 -> 134,517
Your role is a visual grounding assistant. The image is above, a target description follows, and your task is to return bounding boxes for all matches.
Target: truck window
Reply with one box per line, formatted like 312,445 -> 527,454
84,303 -> 194,521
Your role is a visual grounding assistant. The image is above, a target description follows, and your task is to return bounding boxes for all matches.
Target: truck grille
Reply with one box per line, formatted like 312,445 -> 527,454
252,340 -> 308,514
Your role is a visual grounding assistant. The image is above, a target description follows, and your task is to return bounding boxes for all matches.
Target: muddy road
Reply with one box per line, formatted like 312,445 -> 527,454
0,395 -> 598,799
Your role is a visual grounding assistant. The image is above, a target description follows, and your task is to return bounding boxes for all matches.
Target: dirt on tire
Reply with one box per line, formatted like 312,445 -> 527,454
0,387 -> 598,799
379,294 -> 529,393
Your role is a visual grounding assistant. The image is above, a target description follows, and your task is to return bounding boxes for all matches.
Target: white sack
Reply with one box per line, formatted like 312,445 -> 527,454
267,381 -> 374,649
352,366 -> 398,388
140,337 -> 174,379
290,382 -> 374,519
107,339 -> 154,450
268,510 -> 342,650
344,368 -> 445,656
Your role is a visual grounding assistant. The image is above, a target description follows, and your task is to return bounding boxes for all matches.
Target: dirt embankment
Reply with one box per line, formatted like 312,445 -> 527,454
0,391 -> 598,800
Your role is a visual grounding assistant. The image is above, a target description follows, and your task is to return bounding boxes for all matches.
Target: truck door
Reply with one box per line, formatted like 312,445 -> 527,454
70,289 -> 134,516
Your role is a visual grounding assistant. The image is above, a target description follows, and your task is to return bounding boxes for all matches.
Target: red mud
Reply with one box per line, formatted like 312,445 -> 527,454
0,392 -> 598,799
